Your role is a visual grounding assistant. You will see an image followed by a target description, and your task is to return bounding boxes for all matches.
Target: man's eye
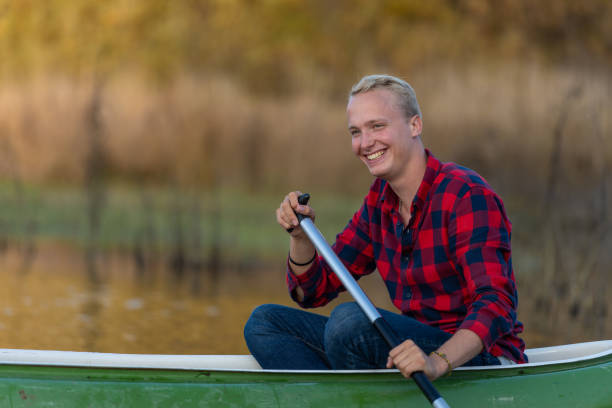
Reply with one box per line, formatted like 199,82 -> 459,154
373,123 -> 384,129
350,130 -> 360,137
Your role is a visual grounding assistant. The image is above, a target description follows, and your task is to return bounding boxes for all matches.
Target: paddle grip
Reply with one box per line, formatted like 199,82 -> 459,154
295,193 -> 310,223
286,193 -> 311,233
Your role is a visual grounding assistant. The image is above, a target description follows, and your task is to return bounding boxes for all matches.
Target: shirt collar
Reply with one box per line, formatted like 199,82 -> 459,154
380,149 -> 442,213
414,149 -> 441,210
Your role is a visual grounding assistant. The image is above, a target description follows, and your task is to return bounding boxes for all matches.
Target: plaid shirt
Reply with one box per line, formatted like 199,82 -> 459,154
287,150 -> 526,363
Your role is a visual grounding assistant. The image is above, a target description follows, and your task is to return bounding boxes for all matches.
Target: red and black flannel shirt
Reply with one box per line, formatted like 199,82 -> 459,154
287,150 -> 527,363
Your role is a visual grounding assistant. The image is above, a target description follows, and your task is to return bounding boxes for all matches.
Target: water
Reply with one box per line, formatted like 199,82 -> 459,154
0,244 -> 280,354
0,243 -> 398,354
0,241 -> 599,355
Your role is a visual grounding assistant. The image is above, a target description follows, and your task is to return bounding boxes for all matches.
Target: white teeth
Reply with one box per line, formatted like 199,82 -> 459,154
366,151 -> 384,160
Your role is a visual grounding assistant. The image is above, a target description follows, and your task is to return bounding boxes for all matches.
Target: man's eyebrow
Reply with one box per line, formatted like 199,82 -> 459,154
348,118 -> 389,131
363,118 -> 388,127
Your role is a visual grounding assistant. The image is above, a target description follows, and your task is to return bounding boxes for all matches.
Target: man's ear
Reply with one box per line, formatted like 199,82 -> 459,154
410,115 -> 423,138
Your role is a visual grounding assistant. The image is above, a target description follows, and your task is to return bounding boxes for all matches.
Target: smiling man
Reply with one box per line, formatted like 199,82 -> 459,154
244,75 -> 527,380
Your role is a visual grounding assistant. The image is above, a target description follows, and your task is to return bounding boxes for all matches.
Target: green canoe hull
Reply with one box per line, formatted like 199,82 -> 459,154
1,354 -> 611,407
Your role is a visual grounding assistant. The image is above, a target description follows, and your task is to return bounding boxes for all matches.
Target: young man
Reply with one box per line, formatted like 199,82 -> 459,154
244,75 -> 526,380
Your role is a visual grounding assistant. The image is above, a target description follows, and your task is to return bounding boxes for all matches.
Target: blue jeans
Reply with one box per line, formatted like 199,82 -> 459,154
244,302 -> 501,369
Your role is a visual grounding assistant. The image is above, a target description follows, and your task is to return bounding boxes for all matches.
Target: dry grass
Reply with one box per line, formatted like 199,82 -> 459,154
0,75 -> 358,192
414,63 -> 611,195
0,64 -> 609,194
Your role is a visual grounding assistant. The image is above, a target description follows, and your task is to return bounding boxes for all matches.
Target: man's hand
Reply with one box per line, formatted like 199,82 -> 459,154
276,191 -> 316,238
386,340 -> 448,381
277,191 -> 317,280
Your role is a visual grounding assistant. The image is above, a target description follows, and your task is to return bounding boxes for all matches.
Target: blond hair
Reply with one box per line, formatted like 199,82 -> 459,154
350,74 -> 422,121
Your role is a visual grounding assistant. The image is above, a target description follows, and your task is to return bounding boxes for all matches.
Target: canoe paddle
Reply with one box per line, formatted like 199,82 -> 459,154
293,193 -> 451,408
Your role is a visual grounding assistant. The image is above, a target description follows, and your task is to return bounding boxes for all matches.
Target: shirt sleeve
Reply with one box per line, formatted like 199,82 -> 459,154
286,194 -> 377,308
448,187 -> 519,352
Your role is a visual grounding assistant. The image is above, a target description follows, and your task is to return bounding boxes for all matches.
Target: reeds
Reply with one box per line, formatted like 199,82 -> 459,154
1,65 -> 609,192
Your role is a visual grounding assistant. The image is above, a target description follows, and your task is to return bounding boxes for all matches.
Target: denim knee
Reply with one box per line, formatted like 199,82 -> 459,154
244,304 -> 278,341
324,302 -> 375,366
326,302 -> 371,337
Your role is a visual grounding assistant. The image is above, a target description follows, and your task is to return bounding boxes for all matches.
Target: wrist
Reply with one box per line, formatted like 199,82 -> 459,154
289,251 -> 316,266
429,351 -> 452,377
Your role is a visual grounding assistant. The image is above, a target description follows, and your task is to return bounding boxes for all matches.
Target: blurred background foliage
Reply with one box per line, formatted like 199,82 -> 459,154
0,0 -> 610,351
2,0 -> 612,91
1,0 -> 610,191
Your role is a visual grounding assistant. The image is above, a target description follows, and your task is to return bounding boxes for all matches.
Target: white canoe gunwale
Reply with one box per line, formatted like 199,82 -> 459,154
0,340 -> 610,373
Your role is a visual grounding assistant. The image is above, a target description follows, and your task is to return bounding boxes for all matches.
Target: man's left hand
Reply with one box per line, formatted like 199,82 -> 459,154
386,339 -> 448,381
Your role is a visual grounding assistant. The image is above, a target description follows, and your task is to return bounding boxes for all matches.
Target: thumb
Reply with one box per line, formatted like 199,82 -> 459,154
386,356 -> 394,369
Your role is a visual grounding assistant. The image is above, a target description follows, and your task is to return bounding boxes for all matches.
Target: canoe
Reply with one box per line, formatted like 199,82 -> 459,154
0,340 -> 611,407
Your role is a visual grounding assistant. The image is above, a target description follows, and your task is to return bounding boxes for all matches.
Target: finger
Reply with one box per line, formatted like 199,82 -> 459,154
391,349 -> 415,369
396,352 -> 427,378
290,191 -> 315,217
276,208 -> 294,230
287,191 -> 302,210
288,191 -> 315,224
295,204 -> 313,218
293,201 -> 316,222
388,342 -> 424,374
395,356 -> 426,379
388,339 -> 416,359
280,197 -> 299,226
283,214 -> 299,232
397,361 -> 416,379
390,352 -> 414,378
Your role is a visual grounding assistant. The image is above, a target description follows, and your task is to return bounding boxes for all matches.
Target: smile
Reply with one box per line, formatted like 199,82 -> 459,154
366,151 -> 385,160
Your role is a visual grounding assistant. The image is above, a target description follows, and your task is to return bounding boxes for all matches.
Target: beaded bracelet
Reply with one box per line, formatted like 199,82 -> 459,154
430,350 -> 452,376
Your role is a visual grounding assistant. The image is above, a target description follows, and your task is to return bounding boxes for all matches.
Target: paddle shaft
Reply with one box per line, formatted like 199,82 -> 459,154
293,195 -> 450,408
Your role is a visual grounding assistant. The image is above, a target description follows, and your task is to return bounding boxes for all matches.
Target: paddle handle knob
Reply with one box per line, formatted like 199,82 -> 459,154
286,193 -> 310,233
295,193 -> 310,223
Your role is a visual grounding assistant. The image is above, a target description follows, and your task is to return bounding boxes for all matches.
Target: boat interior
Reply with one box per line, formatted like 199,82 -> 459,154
0,340 -> 611,372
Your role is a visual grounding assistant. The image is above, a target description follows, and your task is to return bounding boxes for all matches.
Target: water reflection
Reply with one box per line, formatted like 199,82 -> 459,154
0,244 -> 294,354
0,239 -> 603,354
0,238 -> 405,355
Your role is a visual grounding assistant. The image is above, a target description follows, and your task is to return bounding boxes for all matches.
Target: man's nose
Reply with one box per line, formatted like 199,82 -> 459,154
360,130 -> 375,149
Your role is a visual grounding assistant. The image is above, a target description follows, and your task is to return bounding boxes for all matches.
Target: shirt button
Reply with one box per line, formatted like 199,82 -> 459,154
403,288 -> 412,300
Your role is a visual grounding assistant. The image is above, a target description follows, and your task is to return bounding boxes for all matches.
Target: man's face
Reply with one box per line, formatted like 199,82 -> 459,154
347,89 -> 421,182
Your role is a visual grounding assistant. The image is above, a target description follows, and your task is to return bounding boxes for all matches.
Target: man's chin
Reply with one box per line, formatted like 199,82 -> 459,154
366,167 -> 388,179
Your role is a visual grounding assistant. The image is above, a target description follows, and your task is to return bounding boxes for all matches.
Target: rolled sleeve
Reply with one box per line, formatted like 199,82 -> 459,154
457,246 -> 517,351
286,256 -> 329,307
450,188 -> 518,351
284,189 -> 377,309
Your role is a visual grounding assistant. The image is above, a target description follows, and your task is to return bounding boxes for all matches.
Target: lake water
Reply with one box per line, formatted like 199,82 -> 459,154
0,242 -> 591,355
0,243 -> 398,355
